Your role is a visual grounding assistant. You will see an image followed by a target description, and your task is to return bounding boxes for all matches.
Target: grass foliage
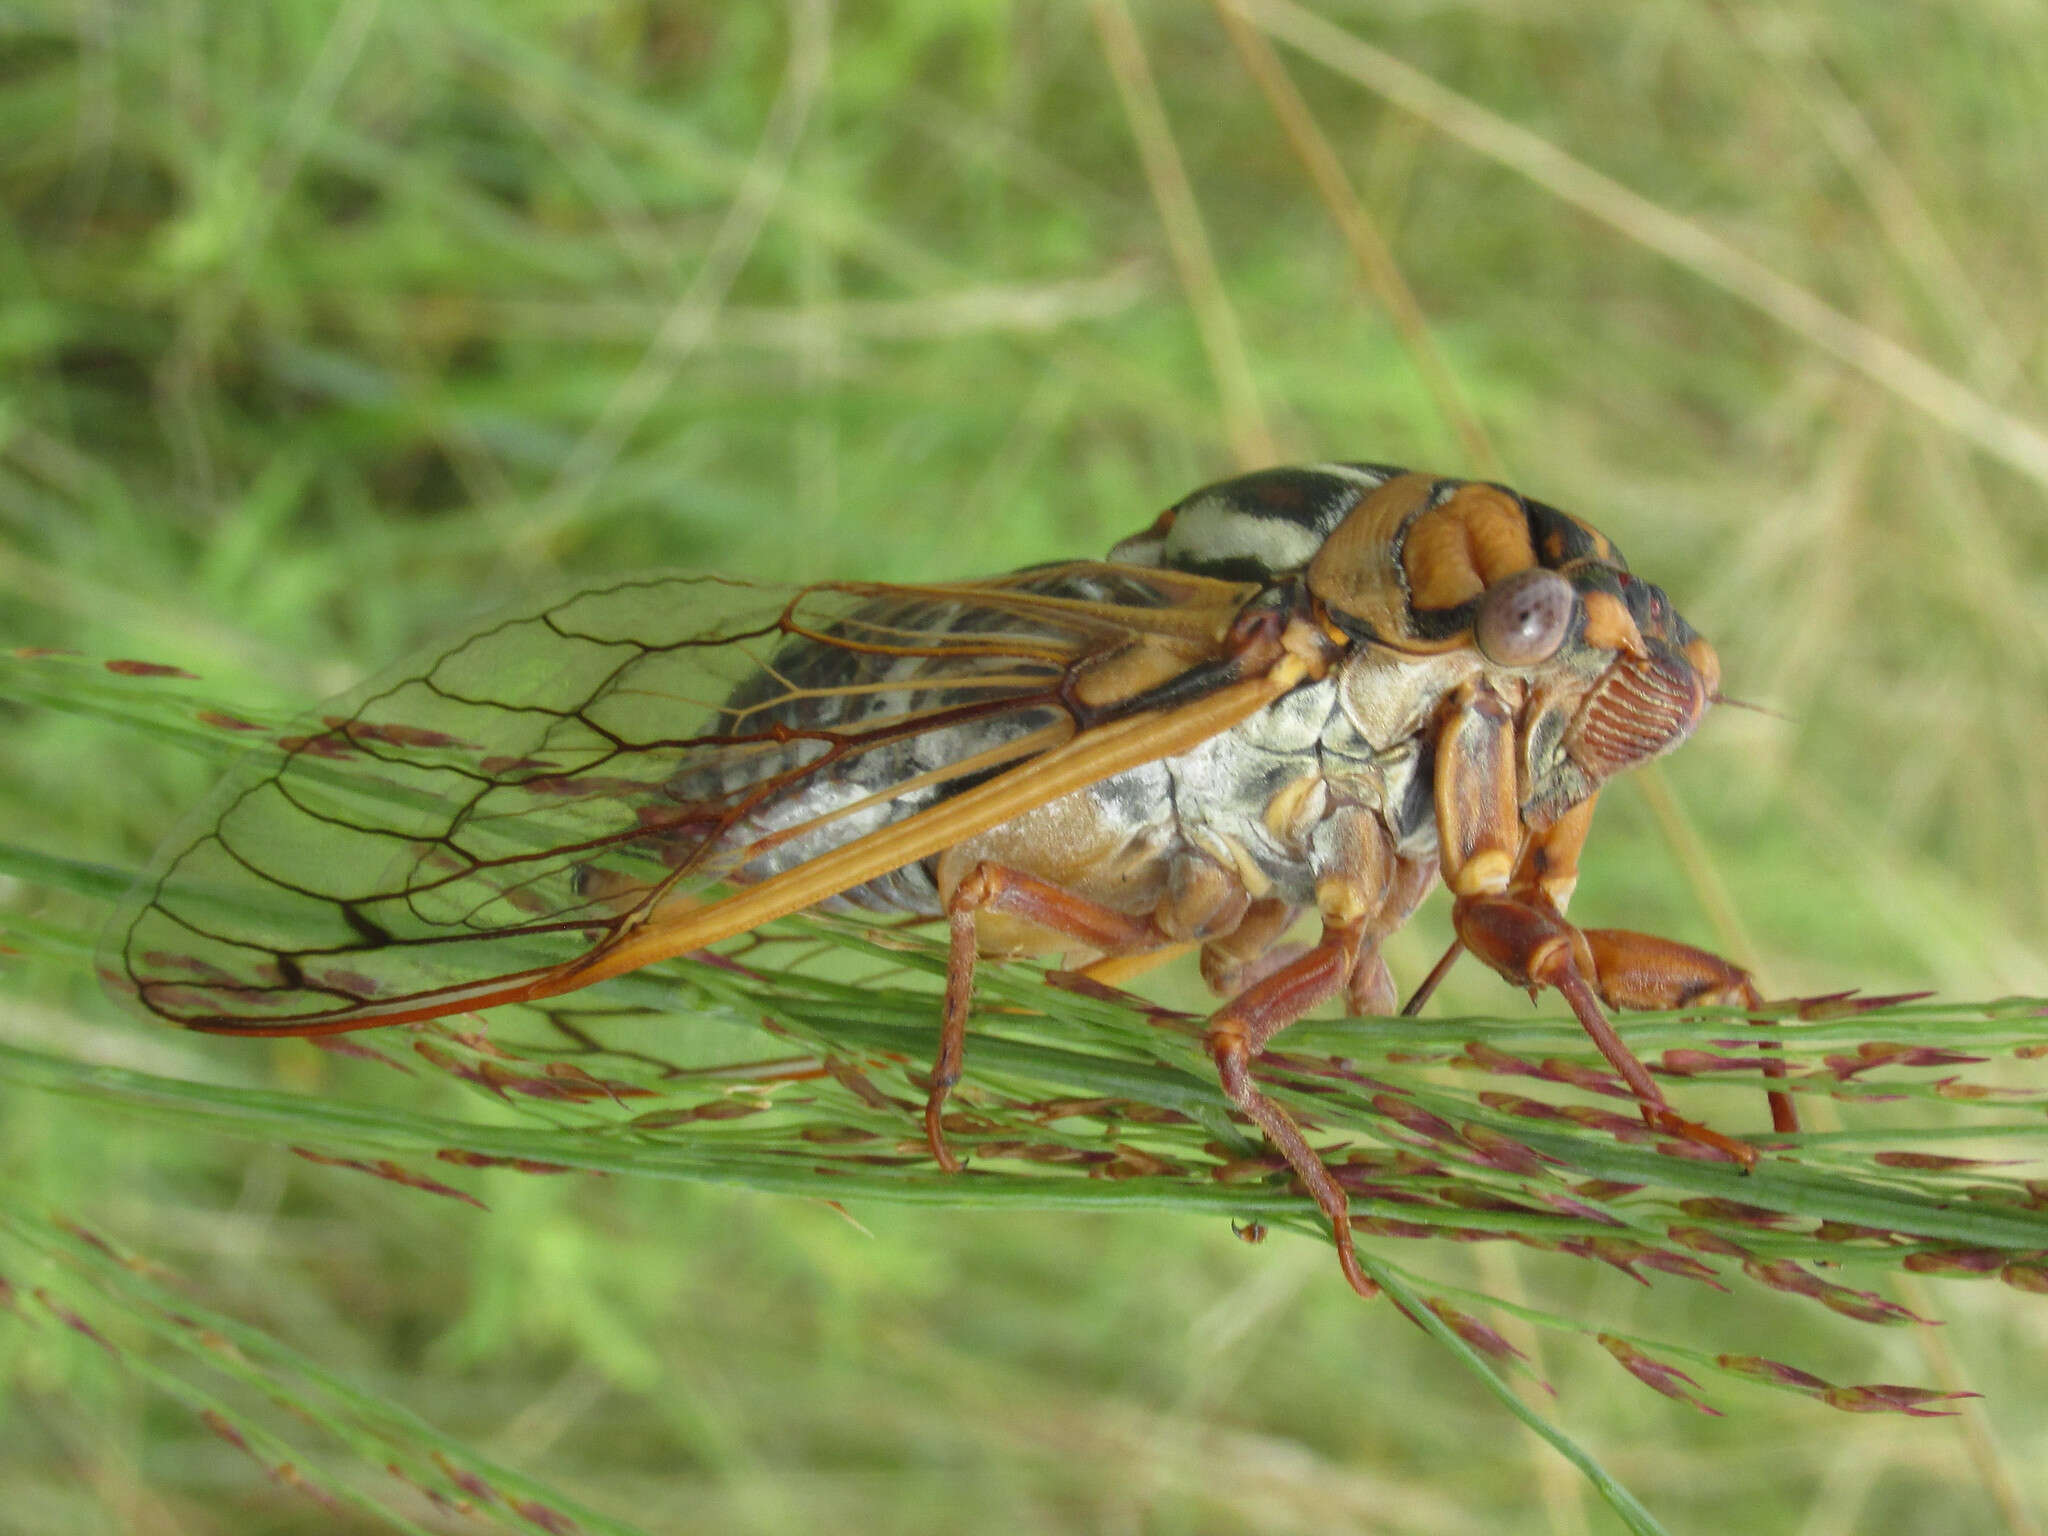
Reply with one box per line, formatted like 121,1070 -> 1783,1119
2,2 -> 2047,1532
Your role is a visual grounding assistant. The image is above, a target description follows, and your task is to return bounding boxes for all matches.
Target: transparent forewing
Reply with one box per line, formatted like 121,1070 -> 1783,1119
103,566 -> 1253,1031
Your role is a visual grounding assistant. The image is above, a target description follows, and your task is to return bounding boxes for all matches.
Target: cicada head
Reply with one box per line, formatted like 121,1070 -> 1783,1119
1474,496 -> 1722,826
1113,463 -> 1721,829
1194,467 -> 1724,829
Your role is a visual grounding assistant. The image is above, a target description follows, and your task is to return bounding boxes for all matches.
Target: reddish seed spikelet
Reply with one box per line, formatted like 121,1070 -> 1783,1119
1740,1258 -> 1827,1297
435,1151 -> 578,1174
1732,1262 -> 1922,1324
1817,1288 -> 1925,1325
1209,1150 -> 1292,1184
1437,1187 -> 1543,1216
1555,1103 -> 1648,1137
1477,1090 -> 1575,1122
1932,1078 -> 2032,1101
195,709 -> 264,732
1348,1215 -> 1439,1240
1873,1151 -> 2002,1170
796,1125 -> 880,1144
1824,1042 -> 1987,1080
1462,1041 -> 1545,1078
1631,1247 -> 1727,1289
1655,1135 -> 1740,1163
1658,1048 -> 1774,1076
1597,1334 -> 1721,1415
1665,1226 -> 1755,1260
1457,1124 -> 1558,1175
311,1036 -> 415,1072
1099,1146 -> 1185,1178
1822,1384 -> 1976,1417
1716,1355 -> 1831,1393
1559,1237 -> 1653,1285
433,1453 -> 498,1505
1368,1094 -> 1462,1144
512,1499 -> 583,1535
1901,1247 -> 2008,1277
35,1289 -> 117,1353
683,1099 -> 768,1121
1811,1221 -> 1906,1245
291,1148 -> 487,1209
1792,990 -> 1934,1020
1572,1178 -> 1644,1200
1537,1059 -> 1630,1097
201,1410 -> 252,1452
1335,1179 -> 1432,1204
1536,1192 -> 1626,1225
1426,1298 -> 1526,1366
2000,1261 -> 2048,1293
1679,1198 -> 1790,1227
385,1462 -> 468,1516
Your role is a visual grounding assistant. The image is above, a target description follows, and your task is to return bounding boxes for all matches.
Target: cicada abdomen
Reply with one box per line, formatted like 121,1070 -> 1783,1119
682,564 -> 1247,913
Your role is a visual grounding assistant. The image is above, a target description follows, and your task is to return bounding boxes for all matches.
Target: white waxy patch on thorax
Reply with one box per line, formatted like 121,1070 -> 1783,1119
1335,647 -> 1483,751
1230,677 -> 1338,755
1307,462 -> 1397,489
1168,494 -> 1325,571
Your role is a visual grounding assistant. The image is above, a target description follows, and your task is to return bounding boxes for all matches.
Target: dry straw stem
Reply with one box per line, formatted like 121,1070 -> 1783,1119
1091,0 -> 1276,470
1724,6 -> 2017,395
158,0 -> 386,509
1210,2 -> 1498,479
527,0 -> 833,548
1228,0 -> 2048,493
1888,1269 -> 2046,1536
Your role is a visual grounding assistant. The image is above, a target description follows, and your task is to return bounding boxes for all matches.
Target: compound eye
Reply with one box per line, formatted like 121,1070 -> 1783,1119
1475,567 -> 1575,667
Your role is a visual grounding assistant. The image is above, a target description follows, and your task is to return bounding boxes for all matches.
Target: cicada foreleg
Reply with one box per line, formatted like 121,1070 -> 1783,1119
1515,779 -> 1797,1136
1433,681 -> 1780,1166
1573,928 -> 1796,1135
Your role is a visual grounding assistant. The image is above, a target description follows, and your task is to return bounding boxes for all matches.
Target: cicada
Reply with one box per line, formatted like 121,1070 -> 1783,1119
105,463 -> 1795,1299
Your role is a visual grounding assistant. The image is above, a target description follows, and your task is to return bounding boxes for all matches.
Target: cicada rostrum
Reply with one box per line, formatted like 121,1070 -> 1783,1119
105,463 -> 1796,1299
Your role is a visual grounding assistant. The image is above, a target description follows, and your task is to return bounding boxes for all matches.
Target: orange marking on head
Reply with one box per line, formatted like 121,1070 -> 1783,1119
1580,591 -> 1646,656
1306,472 -> 1434,622
1458,486 -> 1539,586
1401,513 -> 1483,610
1683,636 -> 1722,701
1400,485 -> 1536,611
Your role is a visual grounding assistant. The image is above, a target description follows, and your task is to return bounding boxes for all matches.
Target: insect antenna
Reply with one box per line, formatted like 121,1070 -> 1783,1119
1709,691 -> 1792,721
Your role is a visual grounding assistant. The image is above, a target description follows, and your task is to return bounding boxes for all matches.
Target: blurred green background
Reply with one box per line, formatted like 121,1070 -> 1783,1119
3,1 -> 2047,1531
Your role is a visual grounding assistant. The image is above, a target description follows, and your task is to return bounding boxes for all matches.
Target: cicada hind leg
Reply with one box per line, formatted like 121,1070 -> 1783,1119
1203,915 -> 1384,1300
935,863 -> 1168,1172
936,855 -> 1389,1301
1194,807 -> 1436,1301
